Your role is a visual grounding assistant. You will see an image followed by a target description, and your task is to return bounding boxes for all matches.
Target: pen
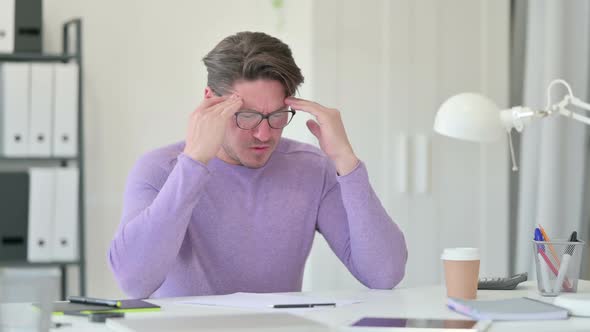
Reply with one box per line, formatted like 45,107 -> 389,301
68,296 -> 121,308
538,224 -> 561,267
272,303 -> 336,308
51,322 -> 72,329
535,229 -> 559,276
535,228 -> 553,292
554,231 -> 578,292
554,245 -> 573,292
535,228 -> 573,290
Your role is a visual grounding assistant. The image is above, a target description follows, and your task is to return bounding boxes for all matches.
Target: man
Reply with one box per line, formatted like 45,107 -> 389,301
108,32 -> 407,298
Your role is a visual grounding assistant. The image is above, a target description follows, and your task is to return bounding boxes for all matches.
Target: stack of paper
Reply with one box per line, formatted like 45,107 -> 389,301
181,292 -> 360,309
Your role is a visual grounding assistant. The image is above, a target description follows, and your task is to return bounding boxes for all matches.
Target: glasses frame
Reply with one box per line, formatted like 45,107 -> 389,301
234,107 -> 296,130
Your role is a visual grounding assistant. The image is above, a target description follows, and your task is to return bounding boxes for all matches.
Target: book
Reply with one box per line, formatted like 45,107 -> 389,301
447,297 -> 569,321
33,299 -> 160,315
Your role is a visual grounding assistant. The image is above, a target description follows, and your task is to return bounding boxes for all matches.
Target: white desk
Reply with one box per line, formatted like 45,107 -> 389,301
4,280 -> 590,331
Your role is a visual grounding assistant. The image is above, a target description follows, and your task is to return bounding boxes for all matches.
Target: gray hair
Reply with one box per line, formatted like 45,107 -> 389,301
203,31 -> 304,96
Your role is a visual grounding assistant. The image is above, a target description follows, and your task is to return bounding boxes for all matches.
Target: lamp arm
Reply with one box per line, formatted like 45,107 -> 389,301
559,107 -> 590,126
569,96 -> 590,112
501,82 -> 590,172
543,79 -> 590,126
555,96 -> 590,126
545,79 -> 574,110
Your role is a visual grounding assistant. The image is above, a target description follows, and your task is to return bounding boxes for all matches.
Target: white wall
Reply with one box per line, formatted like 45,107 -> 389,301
43,0 -> 313,298
303,0 -> 510,290
42,0 -> 510,297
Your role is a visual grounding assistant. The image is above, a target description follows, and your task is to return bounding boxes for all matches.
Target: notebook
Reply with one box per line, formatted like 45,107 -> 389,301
447,297 -> 569,321
33,299 -> 160,315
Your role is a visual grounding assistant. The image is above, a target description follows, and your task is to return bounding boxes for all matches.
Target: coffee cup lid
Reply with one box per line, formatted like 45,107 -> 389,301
441,247 -> 480,261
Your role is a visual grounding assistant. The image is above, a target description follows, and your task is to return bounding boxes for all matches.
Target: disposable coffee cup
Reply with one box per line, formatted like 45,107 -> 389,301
441,248 -> 480,299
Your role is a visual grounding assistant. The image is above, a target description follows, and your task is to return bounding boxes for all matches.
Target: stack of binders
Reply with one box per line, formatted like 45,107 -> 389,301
27,167 -> 79,262
0,168 -> 79,263
0,62 -> 78,157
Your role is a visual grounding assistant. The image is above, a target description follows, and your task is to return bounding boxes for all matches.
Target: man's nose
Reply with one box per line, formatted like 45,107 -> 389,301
252,119 -> 272,142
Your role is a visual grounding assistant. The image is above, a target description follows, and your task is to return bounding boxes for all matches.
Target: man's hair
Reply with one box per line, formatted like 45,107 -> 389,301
203,31 -> 304,96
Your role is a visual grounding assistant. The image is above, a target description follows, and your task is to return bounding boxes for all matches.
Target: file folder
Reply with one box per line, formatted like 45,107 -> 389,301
29,63 -> 54,157
0,0 -> 16,53
13,0 -> 43,53
27,168 -> 55,262
52,63 -> 78,157
52,167 -> 78,261
0,62 -> 30,157
0,172 -> 29,261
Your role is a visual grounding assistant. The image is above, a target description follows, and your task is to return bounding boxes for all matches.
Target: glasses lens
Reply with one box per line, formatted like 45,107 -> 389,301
268,111 -> 294,129
236,112 -> 262,129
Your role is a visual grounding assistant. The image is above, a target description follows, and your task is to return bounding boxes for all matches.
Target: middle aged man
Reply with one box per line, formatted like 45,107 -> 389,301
109,31 -> 408,298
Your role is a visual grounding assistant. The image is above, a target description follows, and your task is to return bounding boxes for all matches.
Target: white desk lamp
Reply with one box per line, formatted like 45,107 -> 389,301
434,79 -> 590,316
433,79 -> 590,171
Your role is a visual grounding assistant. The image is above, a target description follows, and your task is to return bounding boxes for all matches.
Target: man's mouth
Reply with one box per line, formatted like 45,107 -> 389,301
249,144 -> 273,154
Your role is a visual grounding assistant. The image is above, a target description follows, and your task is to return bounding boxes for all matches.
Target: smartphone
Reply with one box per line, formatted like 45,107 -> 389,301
88,312 -> 125,323
350,317 -> 491,331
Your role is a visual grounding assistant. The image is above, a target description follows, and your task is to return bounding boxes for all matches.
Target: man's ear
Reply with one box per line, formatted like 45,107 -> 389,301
204,87 -> 215,99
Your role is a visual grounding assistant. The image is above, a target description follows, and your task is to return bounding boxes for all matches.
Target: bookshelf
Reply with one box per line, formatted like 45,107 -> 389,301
0,19 -> 85,299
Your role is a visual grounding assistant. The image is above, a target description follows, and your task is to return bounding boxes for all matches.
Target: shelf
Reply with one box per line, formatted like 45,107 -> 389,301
0,52 -> 77,62
0,157 -> 78,162
0,158 -> 79,171
0,261 -> 80,267
0,19 -> 86,299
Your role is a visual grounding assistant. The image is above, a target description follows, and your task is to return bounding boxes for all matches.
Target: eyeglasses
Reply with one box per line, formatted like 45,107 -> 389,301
234,107 -> 296,130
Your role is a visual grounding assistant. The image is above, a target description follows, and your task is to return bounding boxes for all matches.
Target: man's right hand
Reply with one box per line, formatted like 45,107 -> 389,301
183,94 -> 243,164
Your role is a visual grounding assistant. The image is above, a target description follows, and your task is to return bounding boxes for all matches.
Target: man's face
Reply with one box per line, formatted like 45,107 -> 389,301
211,79 -> 287,168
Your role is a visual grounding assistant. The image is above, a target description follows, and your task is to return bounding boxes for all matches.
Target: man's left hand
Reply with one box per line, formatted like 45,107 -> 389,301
285,97 -> 359,176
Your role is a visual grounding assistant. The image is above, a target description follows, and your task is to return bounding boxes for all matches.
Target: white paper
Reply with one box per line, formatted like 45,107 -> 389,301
180,292 -> 360,310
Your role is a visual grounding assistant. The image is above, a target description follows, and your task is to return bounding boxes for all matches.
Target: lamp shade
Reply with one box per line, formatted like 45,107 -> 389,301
434,93 -> 505,142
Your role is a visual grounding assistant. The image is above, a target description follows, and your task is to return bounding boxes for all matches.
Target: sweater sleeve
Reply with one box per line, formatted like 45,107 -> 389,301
108,153 -> 210,298
316,161 -> 408,289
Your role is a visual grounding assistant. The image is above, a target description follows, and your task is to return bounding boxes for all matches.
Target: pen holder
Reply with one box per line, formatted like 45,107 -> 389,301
532,239 -> 585,296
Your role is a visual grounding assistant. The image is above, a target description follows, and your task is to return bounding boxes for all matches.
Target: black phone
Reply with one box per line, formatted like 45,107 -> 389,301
88,312 -> 125,323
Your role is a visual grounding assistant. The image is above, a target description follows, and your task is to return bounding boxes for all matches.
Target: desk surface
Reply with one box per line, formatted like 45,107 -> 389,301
4,280 -> 590,331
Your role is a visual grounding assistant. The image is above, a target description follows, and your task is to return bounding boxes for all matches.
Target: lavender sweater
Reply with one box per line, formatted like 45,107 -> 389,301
108,138 -> 407,298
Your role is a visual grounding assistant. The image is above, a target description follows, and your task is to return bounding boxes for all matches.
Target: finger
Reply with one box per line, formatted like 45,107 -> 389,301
285,97 -> 325,117
191,98 -> 228,118
193,97 -> 228,116
206,95 -> 240,118
285,96 -> 324,108
306,119 -> 322,140
220,97 -> 243,117
285,96 -> 315,108
199,95 -> 227,110
285,96 -> 308,103
206,95 -> 240,113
